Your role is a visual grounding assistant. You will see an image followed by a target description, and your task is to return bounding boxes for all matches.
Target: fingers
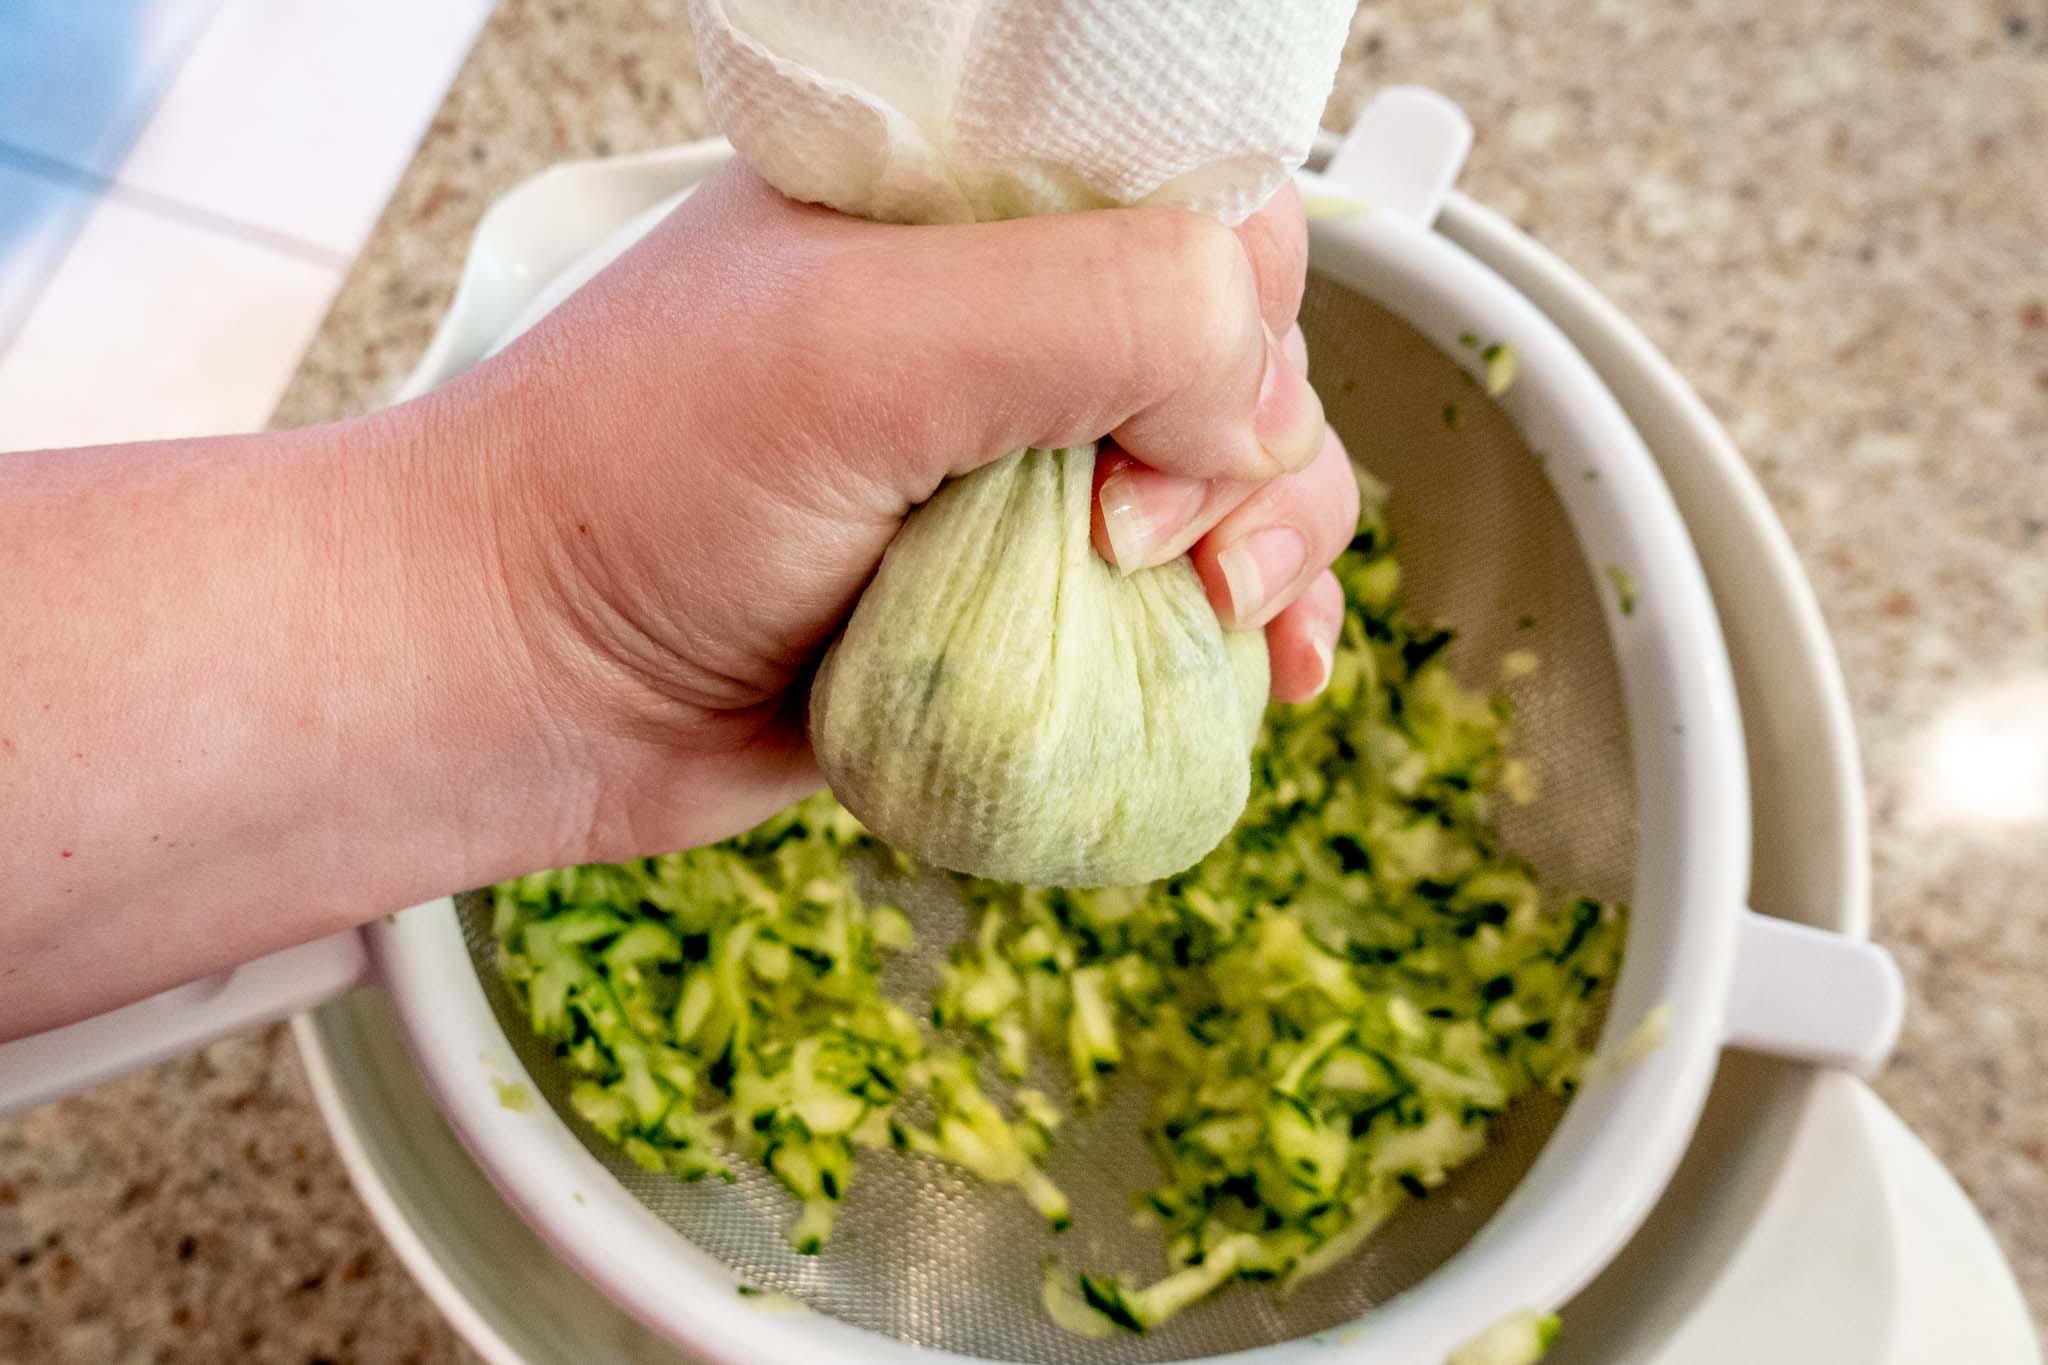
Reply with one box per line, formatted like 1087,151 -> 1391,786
1087,322 -> 1308,575
1190,423 -> 1360,631
1106,184 -> 1310,480
1090,418 -> 1355,707
1265,571 -> 1346,703
1106,309 -> 1324,483
1280,321 -> 1309,376
1090,449 -> 1257,574
1106,184 -> 1310,479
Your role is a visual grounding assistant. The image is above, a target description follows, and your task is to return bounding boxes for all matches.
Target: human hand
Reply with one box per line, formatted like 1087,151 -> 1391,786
447,161 -> 1360,863
0,159 -> 1359,1034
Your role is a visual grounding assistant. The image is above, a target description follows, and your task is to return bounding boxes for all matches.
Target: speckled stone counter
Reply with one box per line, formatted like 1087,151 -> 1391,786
4,1 -> 2043,1359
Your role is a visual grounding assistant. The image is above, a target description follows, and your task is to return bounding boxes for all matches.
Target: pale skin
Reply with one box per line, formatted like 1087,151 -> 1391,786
0,164 -> 1359,1041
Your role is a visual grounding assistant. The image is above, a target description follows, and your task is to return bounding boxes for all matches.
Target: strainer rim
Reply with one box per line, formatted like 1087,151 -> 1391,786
365,144 -> 1750,1365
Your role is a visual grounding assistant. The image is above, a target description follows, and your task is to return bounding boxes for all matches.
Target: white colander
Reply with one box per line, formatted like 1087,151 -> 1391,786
0,91 -> 1903,1365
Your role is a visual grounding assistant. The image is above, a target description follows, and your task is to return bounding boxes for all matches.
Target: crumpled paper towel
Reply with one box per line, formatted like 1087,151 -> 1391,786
687,0 -> 1356,227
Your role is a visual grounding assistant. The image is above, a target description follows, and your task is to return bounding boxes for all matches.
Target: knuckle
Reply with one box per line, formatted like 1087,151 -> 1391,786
1240,188 -> 1308,322
1106,209 -> 1260,406
1178,215 -> 1261,332
1167,221 -> 1264,395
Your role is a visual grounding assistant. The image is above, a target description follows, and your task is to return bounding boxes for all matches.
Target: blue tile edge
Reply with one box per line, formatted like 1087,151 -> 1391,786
0,150 -> 100,357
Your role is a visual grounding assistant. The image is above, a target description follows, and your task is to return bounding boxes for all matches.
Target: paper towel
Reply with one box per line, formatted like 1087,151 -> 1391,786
688,0 -> 1356,227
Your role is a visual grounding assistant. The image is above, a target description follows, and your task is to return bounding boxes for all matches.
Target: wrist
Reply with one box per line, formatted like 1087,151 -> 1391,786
419,349 -> 827,868
322,384 -> 608,888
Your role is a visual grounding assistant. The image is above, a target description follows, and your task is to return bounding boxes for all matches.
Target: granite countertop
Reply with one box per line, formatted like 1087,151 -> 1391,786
3,1 -> 2043,1359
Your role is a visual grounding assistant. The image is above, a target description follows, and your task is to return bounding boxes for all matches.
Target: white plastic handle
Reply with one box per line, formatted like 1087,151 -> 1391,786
0,930 -> 371,1118
1319,85 -> 1474,229
1722,911 -> 1904,1077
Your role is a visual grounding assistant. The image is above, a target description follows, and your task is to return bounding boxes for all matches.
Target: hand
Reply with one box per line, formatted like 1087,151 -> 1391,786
457,162 -> 1360,862
0,160 -> 1359,1036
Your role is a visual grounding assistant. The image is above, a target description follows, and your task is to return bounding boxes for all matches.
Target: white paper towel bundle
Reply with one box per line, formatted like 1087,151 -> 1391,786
686,0 -> 1356,886
688,0 -> 1356,227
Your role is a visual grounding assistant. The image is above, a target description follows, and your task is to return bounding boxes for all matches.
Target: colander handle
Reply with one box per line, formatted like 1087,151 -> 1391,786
1723,910 -> 1905,1077
1317,86 -> 1474,228
0,930 -> 370,1118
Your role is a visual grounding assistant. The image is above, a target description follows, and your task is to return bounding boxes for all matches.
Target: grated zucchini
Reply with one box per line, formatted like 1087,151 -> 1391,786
492,482 -> 1624,1334
492,797 -> 1067,1251
1449,1308 -> 1563,1364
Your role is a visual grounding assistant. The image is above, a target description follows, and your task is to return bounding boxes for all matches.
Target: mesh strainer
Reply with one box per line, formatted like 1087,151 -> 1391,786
0,93 -> 1904,1365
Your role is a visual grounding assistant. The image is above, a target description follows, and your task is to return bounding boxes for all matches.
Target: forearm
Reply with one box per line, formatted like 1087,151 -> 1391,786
0,394 -> 584,1037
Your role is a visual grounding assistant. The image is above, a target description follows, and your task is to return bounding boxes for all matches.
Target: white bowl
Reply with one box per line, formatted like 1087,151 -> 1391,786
283,135 -> 2034,1364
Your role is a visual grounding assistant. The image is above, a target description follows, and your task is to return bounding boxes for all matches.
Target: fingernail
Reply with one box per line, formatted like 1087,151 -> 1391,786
1309,625 -> 1337,695
1100,466 -> 1207,573
1216,526 -> 1308,626
1282,322 -> 1310,376
1254,325 -> 1326,474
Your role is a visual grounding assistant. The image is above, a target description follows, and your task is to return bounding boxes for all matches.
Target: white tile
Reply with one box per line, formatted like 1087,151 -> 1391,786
0,197 -> 341,451
0,0 -> 224,175
115,0 -> 491,257
0,158 -> 97,350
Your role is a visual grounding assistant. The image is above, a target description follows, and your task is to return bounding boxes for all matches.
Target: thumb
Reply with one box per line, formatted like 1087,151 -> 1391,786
886,204 -> 1327,483
614,161 -> 1323,498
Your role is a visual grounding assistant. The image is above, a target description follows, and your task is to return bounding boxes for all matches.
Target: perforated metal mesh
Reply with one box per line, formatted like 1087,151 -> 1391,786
454,275 -> 1636,1362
